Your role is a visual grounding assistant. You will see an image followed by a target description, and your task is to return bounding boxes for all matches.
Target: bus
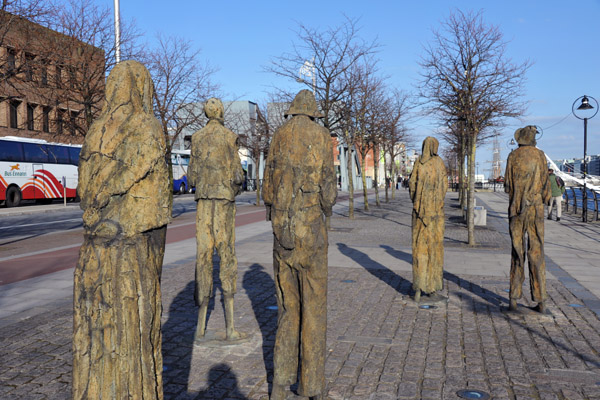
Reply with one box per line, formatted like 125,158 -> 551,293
0,136 -> 80,207
171,149 -> 191,194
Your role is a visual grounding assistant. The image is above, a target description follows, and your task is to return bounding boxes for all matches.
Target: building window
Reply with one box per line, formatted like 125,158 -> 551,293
9,100 -> 20,129
56,109 -> 64,134
40,60 -> 48,86
68,66 -> 76,89
42,106 -> 50,132
24,53 -> 35,81
69,110 -> 79,135
6,48 -> 16,73
27,104 -> 35,130
55,65 -> 63,87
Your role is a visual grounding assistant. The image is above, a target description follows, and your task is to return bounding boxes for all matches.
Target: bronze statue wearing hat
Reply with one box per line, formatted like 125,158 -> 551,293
504,125 -> 551,313
188,98 -> 246,342
263,89 -> 337,400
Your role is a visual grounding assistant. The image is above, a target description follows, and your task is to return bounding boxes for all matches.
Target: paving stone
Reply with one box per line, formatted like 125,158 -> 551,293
2,192 -> 600,399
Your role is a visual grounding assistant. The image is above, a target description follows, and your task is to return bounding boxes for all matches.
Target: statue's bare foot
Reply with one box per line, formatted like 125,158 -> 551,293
508,299 -> 518,312
414,289 -> 421,303
226,329 -> 247,341
270,384 -> 287,400
534,301 -> 550,315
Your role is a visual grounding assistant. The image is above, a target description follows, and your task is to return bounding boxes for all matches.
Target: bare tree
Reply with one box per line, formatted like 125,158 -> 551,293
46,0 -> 142,134
419,9 -> 530,245
345,61 -> 386,211
266,16 -> 379,132
380,90 -> 411,203
143,33 -> 219,150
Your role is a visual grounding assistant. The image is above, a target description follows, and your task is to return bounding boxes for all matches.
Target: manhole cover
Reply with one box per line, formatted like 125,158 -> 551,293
419,304 -> 437,310
266,305 -> 278,310
341,279 -> 356,283
456,389 -> 490,399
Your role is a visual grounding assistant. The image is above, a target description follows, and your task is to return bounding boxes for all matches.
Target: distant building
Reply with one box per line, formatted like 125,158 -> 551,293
0,11 -> 105,144
553,156 -> 600,176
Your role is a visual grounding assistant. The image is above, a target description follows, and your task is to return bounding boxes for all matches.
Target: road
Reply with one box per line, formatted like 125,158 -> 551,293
0,192 -> 266,286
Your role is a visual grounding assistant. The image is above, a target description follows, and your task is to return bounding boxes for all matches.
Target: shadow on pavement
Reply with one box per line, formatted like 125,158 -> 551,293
197,364 -> 249,400
162,281 -> 198,395
380,244 -> 412,263
459,290 -> 600,368
443,271 -> 507,309
162,258 -> 222,396
336,243 -> 412,296
243,263 -> 277,396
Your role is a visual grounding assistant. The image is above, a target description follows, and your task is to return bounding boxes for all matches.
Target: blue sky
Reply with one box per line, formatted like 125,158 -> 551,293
100,0 -> 600,177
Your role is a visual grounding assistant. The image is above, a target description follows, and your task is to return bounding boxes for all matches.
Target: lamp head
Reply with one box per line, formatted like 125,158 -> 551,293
578,96 -> 594,111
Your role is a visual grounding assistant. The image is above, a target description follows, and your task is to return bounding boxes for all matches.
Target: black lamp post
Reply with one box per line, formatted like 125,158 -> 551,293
572,95 -> 598,222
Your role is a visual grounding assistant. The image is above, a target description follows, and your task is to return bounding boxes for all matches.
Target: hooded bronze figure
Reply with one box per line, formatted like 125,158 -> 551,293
409,136 -> 447,303
188,97 -> 245,342
262,89 -> 337,400
73,60 -> 171,399
504,125 -> 551,313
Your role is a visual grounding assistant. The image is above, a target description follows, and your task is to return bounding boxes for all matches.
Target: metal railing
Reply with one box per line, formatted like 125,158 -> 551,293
564,186 -> 600,221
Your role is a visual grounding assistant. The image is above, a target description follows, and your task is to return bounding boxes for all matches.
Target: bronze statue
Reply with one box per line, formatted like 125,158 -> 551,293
262,90 -> 337,400
505,126 -> 551,313
409,136 -> 447,303
188,98 -> 246,342
73,60 -> 172,399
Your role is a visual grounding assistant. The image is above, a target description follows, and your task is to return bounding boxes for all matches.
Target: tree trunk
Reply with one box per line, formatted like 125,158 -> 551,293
467,134 -> 476,246
384,165 -> 389,204
346,145 -> 355,219
255,156 -> 261,206
459,132 -> 466,210
360,151 -> 369,211
374,144 -> 380,207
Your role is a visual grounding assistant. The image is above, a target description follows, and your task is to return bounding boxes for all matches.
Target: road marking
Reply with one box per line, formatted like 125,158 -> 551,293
0,218 -> 82,230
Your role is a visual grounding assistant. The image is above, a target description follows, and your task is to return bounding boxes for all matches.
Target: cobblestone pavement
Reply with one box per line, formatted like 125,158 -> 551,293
2,191 -> 600,399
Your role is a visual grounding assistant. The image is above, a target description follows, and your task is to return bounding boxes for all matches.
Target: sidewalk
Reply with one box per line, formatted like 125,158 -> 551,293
2,190 -> 600,399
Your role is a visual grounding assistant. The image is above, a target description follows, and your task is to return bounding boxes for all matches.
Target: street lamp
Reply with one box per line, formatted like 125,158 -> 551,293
572,95 -> 598,222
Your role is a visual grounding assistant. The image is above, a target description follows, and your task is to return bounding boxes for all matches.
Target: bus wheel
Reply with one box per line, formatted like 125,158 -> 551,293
179,183 -> 186,195
6,186 -> 21,207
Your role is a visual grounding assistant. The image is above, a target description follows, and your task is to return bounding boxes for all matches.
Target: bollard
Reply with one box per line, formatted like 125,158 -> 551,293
62,176 -> 67,207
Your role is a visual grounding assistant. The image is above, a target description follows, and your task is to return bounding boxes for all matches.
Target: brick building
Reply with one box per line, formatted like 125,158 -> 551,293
0,11 -> 105,144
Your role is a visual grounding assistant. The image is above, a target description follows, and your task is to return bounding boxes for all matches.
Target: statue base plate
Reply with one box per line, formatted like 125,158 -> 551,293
194,330 -> 251,347
416,292 -> 448,305
503,305 -> 554,321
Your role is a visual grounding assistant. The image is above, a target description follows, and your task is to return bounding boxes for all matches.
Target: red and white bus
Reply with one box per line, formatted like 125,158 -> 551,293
0,136 -> 80,207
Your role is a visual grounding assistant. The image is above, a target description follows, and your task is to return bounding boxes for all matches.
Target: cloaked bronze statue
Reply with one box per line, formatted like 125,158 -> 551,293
505,125 -> 551,314
73,60 -> 172,399
409,136 -> 447,303
188,98 -> 246,342
263,89 -> 337,400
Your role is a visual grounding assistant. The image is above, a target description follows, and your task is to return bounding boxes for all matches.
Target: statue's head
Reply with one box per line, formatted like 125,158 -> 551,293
105,60 -> 154,114
420,136 -> 439,164
284,89 -> 324,119
514,125 -> 537,146
204,98 -> 224,122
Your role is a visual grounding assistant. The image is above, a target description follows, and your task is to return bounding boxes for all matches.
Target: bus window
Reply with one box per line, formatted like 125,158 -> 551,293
180,154 -> 190,166
0,140 -> 24,162
23,143 -> 50,163
69,147 -> 81,165
49,146 -> 70,164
